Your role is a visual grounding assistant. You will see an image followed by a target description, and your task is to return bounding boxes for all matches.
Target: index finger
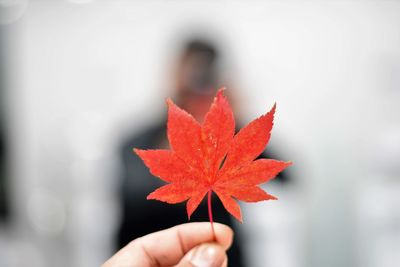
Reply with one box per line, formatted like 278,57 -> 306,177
103,222 -> 233,267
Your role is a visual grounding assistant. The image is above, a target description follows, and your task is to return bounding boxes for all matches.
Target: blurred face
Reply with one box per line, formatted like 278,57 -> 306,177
177,52 -> 219,122
180,52 -> 217,93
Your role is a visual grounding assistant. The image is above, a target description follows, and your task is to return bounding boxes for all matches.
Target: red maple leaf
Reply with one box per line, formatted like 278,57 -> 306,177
134,88 -> 291,223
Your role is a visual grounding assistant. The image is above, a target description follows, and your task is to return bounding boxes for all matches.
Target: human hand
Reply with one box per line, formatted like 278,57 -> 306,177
102,222 -> 233,267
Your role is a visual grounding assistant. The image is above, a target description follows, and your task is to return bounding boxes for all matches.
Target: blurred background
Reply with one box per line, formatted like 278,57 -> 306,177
1,0 -> 400,267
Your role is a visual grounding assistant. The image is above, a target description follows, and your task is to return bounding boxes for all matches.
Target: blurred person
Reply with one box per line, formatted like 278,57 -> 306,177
116,37 -> 289,267
104,222 -> 232,267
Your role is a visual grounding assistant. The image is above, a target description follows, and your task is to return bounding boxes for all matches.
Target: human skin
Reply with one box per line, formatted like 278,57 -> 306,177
102,222 -> 233,267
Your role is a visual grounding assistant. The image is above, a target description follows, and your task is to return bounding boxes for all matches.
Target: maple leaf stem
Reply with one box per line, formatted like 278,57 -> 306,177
207,190 -> 216,240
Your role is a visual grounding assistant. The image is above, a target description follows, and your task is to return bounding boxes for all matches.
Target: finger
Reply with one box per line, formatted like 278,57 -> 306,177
102,222 -> 233,267
176,243 -> 227,267
135,222 -> 232,266
222,257 -> 228,267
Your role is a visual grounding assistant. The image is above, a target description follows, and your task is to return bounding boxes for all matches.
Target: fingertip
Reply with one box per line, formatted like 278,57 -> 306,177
213,223 -> 234,250
222,256 -> 228,267
178,243 -> 227,267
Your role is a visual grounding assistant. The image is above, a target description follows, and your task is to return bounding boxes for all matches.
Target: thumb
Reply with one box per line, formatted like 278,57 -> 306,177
176,243 -> 228,267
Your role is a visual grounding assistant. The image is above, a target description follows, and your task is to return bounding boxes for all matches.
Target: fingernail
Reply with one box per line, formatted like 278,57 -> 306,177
189,245 -> 219,267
